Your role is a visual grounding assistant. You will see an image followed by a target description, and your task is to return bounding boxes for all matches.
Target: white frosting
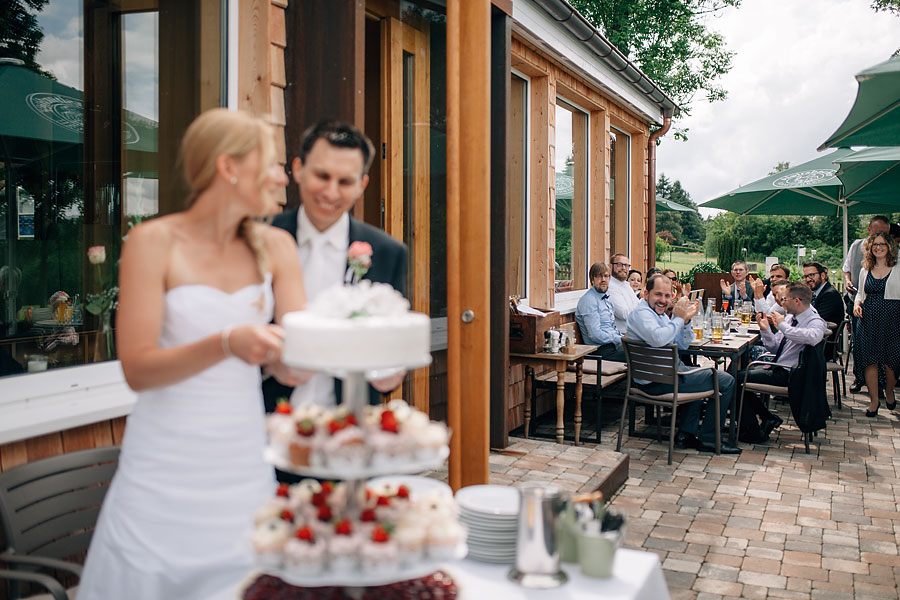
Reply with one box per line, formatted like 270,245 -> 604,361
281,282 -> 430,371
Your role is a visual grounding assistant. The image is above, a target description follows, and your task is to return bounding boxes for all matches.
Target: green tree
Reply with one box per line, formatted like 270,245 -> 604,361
768,161 -> 790,175
0,1 -> 51,77
656,174 -> 705,245
569,0 -> 739,134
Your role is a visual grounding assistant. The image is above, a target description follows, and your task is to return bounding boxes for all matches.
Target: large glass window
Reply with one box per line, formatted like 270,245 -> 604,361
0,0 -> 222,379
554,99 -> 588,293
507,73 -> 528,299
609,128 -> 630,256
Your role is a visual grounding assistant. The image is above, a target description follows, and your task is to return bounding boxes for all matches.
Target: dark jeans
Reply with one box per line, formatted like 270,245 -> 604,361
637,369 -> 734,446
736,366 -> 787,434
597,343 -> 626,363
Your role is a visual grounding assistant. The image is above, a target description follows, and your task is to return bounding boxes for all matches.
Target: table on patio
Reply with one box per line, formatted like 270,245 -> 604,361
450,548 -> 670,600
681,325 -> 760,445
510,344 -> 598,445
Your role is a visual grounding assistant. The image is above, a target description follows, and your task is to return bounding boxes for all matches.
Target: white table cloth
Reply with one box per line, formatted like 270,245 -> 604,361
450,548 -> 670,600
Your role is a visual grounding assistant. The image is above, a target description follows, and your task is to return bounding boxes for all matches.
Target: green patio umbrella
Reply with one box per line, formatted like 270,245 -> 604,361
835,146 -> 900,208
819,55 -> 900,150
700,148 -> 892,257
656,197 -> 696,212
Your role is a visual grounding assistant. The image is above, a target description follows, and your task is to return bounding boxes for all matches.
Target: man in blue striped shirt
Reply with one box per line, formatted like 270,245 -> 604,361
626,273 -> 741,454
575,262 -> 626,362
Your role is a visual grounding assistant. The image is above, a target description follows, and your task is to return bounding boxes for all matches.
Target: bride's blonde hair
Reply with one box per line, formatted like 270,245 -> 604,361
180,108 -> 276,277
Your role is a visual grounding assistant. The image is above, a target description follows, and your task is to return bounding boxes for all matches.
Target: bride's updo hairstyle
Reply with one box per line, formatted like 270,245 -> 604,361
180,108 -> 276,277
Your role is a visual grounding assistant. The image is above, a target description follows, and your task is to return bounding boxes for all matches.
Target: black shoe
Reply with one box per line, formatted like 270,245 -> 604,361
866,405 -> 879,418
849,382 -> 863,394
674,432 -> 698,449
761,414 -> 784,437
886,398 -> 897,411
738,427 -> 768,444
697,441 -> 742,454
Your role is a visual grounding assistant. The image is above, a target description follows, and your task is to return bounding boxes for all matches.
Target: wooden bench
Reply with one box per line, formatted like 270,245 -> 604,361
534,360 -> 627,444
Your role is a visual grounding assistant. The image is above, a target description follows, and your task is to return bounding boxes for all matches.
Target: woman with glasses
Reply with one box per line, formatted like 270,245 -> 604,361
663,268 -> 690,298
853,232 -> 900,416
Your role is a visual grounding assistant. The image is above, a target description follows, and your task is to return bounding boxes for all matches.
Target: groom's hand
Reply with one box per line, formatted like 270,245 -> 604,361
370,371 -> 406,393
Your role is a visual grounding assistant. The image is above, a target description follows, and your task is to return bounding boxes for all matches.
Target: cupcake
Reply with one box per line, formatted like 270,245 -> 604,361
393,522 -> 427,566
412,422 -> 450,461
360,525 -> 400,575
283,525 -> 327,577
266,399 -> 295,447
287,416 -> 319,467
252,517 -> 292,568
287,479 -> 322,520
426,519 -> 466,560
357,507 -> 380,538
322,415 -> 366,470
311,504 -> 335,539
369,408 -> 414,466
327,519 -> 361,571
254,483 -> 291,525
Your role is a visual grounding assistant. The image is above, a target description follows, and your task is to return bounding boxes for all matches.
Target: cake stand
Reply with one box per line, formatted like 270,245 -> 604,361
258,356 -> 468,588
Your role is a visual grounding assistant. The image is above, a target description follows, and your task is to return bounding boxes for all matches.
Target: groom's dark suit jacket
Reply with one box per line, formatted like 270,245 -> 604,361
262,208 -> 409,412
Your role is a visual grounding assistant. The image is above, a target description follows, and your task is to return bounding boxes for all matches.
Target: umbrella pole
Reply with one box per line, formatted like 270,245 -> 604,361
842,204 -> 848,261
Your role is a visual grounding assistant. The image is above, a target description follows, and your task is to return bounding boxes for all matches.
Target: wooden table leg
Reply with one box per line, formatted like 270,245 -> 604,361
524,366 -> 533,439
574,358 -> 583,446
556,368 -> 566,444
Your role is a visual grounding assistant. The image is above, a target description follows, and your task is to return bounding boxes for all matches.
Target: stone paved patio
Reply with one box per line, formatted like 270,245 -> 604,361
435,374 -> 900,600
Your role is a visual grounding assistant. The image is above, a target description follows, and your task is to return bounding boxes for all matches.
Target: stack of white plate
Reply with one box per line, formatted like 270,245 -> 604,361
455,485 -> 519,564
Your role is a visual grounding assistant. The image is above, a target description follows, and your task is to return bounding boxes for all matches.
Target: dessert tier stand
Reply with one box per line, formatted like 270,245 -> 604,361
259,355 -> 469,588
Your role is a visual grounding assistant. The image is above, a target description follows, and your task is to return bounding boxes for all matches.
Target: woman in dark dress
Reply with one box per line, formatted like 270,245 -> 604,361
853,232 -> 900,416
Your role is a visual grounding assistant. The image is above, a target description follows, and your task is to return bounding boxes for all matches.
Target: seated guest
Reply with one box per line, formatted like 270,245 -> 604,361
751,278 -> 788,315
764,263 -> 790,297
575,263 -> 626,362
663,268 -> 691,299
608,253 -> 641,335
737,282 -> 827,442
803,261 -> 843,359
626,274 -> 741,454
720,260 -> 754,304
627,269 -> 643,297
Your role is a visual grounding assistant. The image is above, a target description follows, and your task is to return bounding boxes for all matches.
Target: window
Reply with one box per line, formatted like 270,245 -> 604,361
554,99 -> 588,294
0,0 -> 223,380
507,73 -> 528,299
609,128 -> 631,256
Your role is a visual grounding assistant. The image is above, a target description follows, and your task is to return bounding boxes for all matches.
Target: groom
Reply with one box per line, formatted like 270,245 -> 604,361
263,120 -> 408,412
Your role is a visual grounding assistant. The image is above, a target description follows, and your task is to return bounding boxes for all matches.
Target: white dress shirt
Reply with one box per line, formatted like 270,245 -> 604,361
758,306 -> 827,368
607,276 -> 640,335
289,207 -> 350,408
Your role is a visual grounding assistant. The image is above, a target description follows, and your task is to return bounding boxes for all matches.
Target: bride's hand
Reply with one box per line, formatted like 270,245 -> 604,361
226,324 -> 284,365
265,361 -> 316,386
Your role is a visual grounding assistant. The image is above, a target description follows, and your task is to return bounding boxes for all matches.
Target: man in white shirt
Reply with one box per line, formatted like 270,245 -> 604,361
844,215 -> 891,394
263,121 -> 408,412
607,253 -> 640,335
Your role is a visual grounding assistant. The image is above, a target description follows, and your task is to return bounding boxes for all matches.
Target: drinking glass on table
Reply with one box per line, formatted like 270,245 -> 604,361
721,298 -> 730,314
691,315 -> 704,341
741,301 -> 753,325
711,313 -> 724,342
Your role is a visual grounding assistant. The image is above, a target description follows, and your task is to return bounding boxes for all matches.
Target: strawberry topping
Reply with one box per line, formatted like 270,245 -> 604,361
295,526 -> 315,542
397,485 -> 410,499
316,505 -> 333,522
335,519 -> 353,535
276,483 -> 290,497
360,508 -> 377,522
275,400 -> 292,415
372,525 -> 390,543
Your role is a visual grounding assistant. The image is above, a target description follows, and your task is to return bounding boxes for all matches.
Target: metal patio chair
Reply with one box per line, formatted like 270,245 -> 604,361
0,446 -> 120,600
619,338 -> 721,465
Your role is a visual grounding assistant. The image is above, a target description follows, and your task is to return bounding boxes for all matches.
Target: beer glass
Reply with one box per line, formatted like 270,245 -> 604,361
691,315 -> 703,341
711,313 -> 724,342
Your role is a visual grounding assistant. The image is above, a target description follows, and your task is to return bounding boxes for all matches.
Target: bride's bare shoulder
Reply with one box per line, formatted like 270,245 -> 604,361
122,216 -> 182,259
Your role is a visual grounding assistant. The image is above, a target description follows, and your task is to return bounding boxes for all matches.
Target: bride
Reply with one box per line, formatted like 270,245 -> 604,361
78,109 -> 308,599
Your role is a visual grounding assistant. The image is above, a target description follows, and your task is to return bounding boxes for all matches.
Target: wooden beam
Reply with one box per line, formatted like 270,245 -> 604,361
490,7 -> 511,449
447,0 -> 491,491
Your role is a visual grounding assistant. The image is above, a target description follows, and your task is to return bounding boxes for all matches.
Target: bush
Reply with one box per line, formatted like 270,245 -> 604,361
655,235 -> 672,261
686,261 -> 721,286
716,232 -> 745,271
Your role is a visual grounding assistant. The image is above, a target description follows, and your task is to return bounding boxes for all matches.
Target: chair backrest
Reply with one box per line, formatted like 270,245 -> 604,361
689,289 -> 704,302
621,338 -> 680,387
824,318 -> 847,358
0,446 -> 119,560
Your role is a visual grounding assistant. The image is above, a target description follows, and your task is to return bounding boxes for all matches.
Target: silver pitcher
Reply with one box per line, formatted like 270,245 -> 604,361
508,483 -> 568,588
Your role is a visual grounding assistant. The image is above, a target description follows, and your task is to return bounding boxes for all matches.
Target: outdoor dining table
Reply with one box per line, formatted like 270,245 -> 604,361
449,548 -> 670,600
681,324 -> 761,445
510,344 -> 598,445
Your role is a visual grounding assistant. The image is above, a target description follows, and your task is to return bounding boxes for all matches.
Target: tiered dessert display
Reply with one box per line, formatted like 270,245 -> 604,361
249,261 -> 466,590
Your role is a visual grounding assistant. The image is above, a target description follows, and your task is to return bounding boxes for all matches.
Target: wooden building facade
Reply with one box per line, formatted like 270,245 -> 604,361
0,0 -> 675,490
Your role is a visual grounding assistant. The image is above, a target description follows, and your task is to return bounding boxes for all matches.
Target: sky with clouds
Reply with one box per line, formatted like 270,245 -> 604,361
655,0 -> 899,217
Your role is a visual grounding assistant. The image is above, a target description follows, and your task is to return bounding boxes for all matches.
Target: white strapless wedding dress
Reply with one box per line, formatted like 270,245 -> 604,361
78,276 -> 276,600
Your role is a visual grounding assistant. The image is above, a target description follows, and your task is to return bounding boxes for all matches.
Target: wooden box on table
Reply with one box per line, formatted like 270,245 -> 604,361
509,310 -> 560,354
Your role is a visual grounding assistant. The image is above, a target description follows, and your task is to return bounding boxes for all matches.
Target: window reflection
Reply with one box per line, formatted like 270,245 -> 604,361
610,128 -> 630,256
508,73 -> 527,299
554,99 -> 587,293
0,1 -> 219,379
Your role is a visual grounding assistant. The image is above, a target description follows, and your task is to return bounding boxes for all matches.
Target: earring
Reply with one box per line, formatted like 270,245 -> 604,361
230,176 -> 238,185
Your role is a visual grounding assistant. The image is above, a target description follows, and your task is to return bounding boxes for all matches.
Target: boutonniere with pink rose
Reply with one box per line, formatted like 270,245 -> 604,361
345,241 -> 373,285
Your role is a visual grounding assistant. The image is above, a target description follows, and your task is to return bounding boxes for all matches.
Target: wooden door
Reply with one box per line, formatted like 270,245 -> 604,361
381,17 -> 431,413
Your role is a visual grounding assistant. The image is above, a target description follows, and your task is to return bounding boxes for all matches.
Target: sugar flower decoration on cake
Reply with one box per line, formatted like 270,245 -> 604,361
345,241 -> 373,284
309,280 -> 409,319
